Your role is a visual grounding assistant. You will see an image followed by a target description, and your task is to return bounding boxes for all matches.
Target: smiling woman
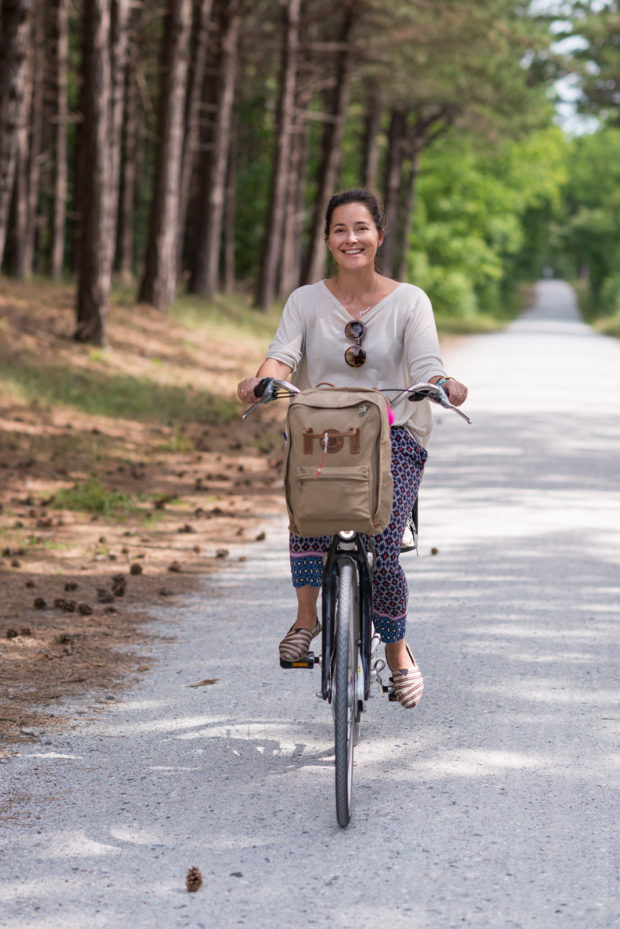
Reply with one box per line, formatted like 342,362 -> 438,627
324,197 -> 387,317
236,187 -> 468,706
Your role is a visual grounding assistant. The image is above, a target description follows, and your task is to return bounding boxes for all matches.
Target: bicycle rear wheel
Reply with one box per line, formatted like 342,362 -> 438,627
334,562 -> 359,828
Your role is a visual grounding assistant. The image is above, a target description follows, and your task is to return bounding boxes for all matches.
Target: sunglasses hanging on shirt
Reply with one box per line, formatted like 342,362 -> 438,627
344,320 -> 366,367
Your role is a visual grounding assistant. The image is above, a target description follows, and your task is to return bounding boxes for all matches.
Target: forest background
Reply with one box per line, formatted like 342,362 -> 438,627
1,0 -> 620,340
1,0 -> 620,736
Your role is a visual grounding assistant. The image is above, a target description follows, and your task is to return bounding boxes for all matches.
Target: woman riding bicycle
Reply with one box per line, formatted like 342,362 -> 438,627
237,188 -> 468,708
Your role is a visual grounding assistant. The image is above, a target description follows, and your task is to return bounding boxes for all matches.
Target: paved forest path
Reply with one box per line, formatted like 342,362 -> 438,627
1,280 -> 619,929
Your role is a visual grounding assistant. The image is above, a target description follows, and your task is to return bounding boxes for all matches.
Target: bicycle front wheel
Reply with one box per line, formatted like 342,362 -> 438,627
334,562 -> 359,828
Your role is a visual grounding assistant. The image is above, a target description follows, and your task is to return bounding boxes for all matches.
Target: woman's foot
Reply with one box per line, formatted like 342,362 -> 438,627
385,642 -> 424,708
279,618 -> 321,662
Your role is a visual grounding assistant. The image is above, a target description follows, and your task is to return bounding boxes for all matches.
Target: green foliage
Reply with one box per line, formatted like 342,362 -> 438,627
13,1 -> 620,338
568,0 -> 620,127
1,350 -> 239,426
552,128 -> 620,316
405,127 -> 569,319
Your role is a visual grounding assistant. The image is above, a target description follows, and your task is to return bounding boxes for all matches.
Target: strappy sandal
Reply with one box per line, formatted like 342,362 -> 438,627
391,644 -> 424,708
279,618 -> 321,662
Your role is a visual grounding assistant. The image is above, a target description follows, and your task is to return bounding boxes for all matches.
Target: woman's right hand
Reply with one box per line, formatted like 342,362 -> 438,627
237,377 -> 262,405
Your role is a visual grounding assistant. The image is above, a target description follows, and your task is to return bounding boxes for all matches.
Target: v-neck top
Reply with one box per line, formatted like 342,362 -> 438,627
266,280 -> 447,446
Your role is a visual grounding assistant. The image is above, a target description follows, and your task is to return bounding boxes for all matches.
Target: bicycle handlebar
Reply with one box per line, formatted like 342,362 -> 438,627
242,377 -> 471,424
241,377 -> 300,419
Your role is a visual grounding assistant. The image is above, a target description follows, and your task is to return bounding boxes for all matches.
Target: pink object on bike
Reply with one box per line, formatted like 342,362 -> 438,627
387,403 -> 395,426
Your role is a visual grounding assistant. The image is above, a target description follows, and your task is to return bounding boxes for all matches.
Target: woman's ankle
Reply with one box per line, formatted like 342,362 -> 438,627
294,613 -> 318,630
385,640 -> 414,672
294,586 -> 319,629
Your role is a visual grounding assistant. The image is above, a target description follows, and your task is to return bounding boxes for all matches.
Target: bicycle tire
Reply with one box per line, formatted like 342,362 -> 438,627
334,562 -> 359,827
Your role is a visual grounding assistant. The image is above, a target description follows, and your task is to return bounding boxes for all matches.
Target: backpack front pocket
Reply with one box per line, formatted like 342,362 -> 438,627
291,465 -> 372,524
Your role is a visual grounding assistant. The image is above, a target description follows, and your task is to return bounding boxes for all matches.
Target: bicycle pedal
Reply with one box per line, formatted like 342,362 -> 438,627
279,650 -> 318,670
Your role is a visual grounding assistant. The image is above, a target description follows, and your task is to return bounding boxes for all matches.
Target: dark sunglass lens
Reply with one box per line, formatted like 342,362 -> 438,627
345,320 -> 365,341
345,345 -> 366,367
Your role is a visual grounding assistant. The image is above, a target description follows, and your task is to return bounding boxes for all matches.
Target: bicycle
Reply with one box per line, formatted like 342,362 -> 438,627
243,378 -> 471,827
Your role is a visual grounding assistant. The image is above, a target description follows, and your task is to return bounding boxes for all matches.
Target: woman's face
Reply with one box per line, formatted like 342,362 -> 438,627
325,202 -> 384,273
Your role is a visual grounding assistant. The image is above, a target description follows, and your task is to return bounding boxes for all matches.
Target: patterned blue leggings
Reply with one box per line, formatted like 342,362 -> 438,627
289,427 -> 428,643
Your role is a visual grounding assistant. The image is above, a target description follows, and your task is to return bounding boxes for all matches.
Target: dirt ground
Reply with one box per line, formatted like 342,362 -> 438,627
0,279 -> 286,751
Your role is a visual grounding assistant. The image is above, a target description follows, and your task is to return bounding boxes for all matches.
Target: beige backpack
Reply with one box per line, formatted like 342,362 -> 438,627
282,385 -> 393,537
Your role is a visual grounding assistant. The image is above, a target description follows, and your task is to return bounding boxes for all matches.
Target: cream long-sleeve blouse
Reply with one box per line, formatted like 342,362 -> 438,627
266,280 -> 447,447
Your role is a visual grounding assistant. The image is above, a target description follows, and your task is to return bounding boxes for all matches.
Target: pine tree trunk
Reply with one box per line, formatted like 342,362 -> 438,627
50,0 -> 68,279
190,0 -> 241,298
7,20 -> 34,276
361,95 -> 381,191
138,0 -> 192,309
254,0 -> 301,310
105,0 -> 131,276
301,2 -> 355,285
396,138 -> 422,282
223,109 -> 237,292
278,78 -> 310,297
116,3 -> 142,282
381,108 -> 408,278
22,0 -> 44,276
177,0 -> 214,276
0,0 -> 32,267
75,0 -> 112,345
395,110 -> 450,281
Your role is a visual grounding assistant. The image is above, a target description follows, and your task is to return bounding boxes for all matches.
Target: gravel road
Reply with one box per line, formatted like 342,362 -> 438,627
1,280 -> 618,929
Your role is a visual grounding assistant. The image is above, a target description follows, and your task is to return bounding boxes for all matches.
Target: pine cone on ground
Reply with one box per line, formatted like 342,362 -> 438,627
112,576 -> 126,597
185,866 -> 203,892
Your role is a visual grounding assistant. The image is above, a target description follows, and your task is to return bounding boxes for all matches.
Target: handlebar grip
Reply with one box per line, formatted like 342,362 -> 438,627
254,377 -> 271,398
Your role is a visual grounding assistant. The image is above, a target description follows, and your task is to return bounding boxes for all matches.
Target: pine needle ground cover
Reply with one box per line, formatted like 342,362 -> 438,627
0,278 -> 284,747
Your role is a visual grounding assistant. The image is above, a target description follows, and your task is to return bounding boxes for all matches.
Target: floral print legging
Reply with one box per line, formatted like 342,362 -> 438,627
289,427 -> 428,643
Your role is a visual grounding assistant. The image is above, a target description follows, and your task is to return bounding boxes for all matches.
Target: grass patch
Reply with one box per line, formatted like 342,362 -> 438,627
50,480 -> 139,517
434,312 -> 507,335
157,432 -> 196,453
168,291 -> 283,342
434,284 -> 531,336
594,311 -> 620,338
23,536 -> 73,553
567,279 -> 620,337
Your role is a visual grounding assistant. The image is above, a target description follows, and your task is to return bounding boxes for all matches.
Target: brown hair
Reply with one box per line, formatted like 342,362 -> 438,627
324,188 -> 386,237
